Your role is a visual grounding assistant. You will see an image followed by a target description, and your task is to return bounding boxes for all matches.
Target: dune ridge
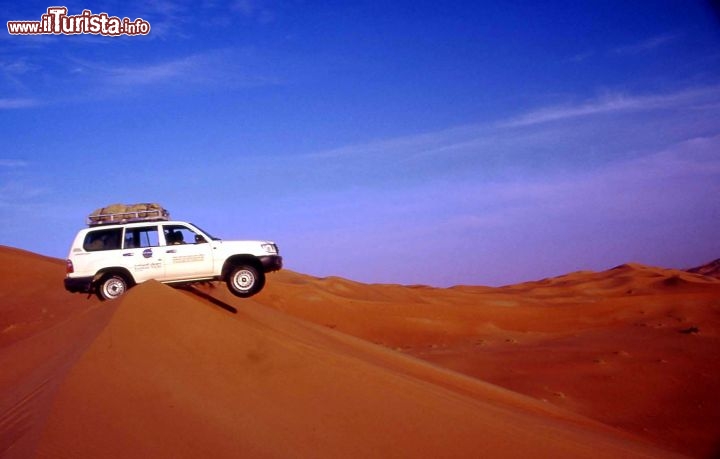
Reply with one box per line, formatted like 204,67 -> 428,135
35,281 -> 679,458
688,258 -> 720,279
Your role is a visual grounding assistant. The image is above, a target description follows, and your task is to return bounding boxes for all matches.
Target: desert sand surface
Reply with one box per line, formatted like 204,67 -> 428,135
1,246 -> 717,458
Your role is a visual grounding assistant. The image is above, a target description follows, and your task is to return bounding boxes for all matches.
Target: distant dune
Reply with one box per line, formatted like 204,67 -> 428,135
687,258 -> 720,279
1,245 -> 717,458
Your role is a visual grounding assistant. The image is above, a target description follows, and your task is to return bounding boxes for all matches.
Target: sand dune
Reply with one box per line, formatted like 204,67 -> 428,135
688,258 -> 720,279
1,245 -> 717,458
252,264 -> 720,457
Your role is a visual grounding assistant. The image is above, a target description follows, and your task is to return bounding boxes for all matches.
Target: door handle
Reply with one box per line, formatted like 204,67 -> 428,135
166,249 -> 177,253
123,253 -> 134,257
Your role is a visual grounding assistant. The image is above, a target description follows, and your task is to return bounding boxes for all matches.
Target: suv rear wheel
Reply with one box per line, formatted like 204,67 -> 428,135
226,265 -> 265,297
97,273 -> 128,301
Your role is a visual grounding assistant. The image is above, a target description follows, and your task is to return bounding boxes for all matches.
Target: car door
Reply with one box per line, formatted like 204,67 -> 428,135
121,225 -> 165,282
161,223 -> 214,280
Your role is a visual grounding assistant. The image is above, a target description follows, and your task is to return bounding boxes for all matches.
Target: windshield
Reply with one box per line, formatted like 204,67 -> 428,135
190,223 -> 221,241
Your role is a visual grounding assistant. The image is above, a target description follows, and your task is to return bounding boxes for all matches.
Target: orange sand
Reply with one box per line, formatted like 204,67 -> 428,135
1,245 -> 717,458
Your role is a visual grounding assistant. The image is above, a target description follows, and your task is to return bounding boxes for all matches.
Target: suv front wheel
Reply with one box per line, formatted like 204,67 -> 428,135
97,273 -> 129,301
226,265 -> 265,297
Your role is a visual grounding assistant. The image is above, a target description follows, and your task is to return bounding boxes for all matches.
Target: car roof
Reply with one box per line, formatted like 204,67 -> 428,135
84,220 -> 193,230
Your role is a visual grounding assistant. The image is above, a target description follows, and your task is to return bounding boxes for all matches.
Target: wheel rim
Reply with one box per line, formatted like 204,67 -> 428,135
103,277 -> 126,299
232,269 -> 255,291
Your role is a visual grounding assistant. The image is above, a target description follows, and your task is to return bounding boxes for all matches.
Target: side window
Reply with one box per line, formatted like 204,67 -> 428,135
163,225 -> 207,245
83,228 -> 123,252
123,226 -> 160,249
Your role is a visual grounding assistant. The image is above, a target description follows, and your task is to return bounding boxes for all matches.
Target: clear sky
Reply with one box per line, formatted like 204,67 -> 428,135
2,1 -> 720,286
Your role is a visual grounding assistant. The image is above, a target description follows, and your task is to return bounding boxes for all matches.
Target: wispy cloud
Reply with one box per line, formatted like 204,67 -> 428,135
0,46 -> 278,110
67,48 -> 279,91
499,95 -> 641,128
613,32 -> 680,55
498,85 -> 720,128
566,50 -> 595,63
0,159 -> 29,167
0,98 -> 40,109
566,32 -> 681,66
104,56 -> 201,86
306,85 -> 720,162
306,124 -> 478,159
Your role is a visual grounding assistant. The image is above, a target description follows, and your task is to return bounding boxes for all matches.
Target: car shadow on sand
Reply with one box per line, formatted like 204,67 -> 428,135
176,285 -> 238,314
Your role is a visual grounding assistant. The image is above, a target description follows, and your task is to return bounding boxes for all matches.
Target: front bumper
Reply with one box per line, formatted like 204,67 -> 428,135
259,255 -> 283,273
64,276 -> 95,294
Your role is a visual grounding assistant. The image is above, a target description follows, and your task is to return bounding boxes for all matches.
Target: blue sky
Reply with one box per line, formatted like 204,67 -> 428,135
2,1 -> 720,286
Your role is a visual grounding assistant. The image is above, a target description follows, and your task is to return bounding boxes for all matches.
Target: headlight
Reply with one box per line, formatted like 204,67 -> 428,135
261,243 -> 278,254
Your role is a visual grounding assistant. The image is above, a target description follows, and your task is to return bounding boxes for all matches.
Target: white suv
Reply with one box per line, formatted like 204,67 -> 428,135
64,212 -> 282,300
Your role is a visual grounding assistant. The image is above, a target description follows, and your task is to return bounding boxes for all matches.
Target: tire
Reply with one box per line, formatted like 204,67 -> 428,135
226,265 -> 265,297
97,274 -> 129,301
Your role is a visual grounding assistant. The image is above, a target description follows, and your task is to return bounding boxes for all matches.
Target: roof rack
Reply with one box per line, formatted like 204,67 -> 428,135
87,204 -> 170,227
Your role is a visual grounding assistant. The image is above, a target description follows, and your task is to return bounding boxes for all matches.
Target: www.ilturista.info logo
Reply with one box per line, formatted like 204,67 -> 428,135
7,7 -> 150,36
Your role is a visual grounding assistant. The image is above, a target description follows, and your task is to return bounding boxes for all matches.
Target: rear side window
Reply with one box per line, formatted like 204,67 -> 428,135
83,228 -> 122,252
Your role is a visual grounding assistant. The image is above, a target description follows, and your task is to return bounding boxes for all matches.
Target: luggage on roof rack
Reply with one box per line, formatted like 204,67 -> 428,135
87,203 -> 170,226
